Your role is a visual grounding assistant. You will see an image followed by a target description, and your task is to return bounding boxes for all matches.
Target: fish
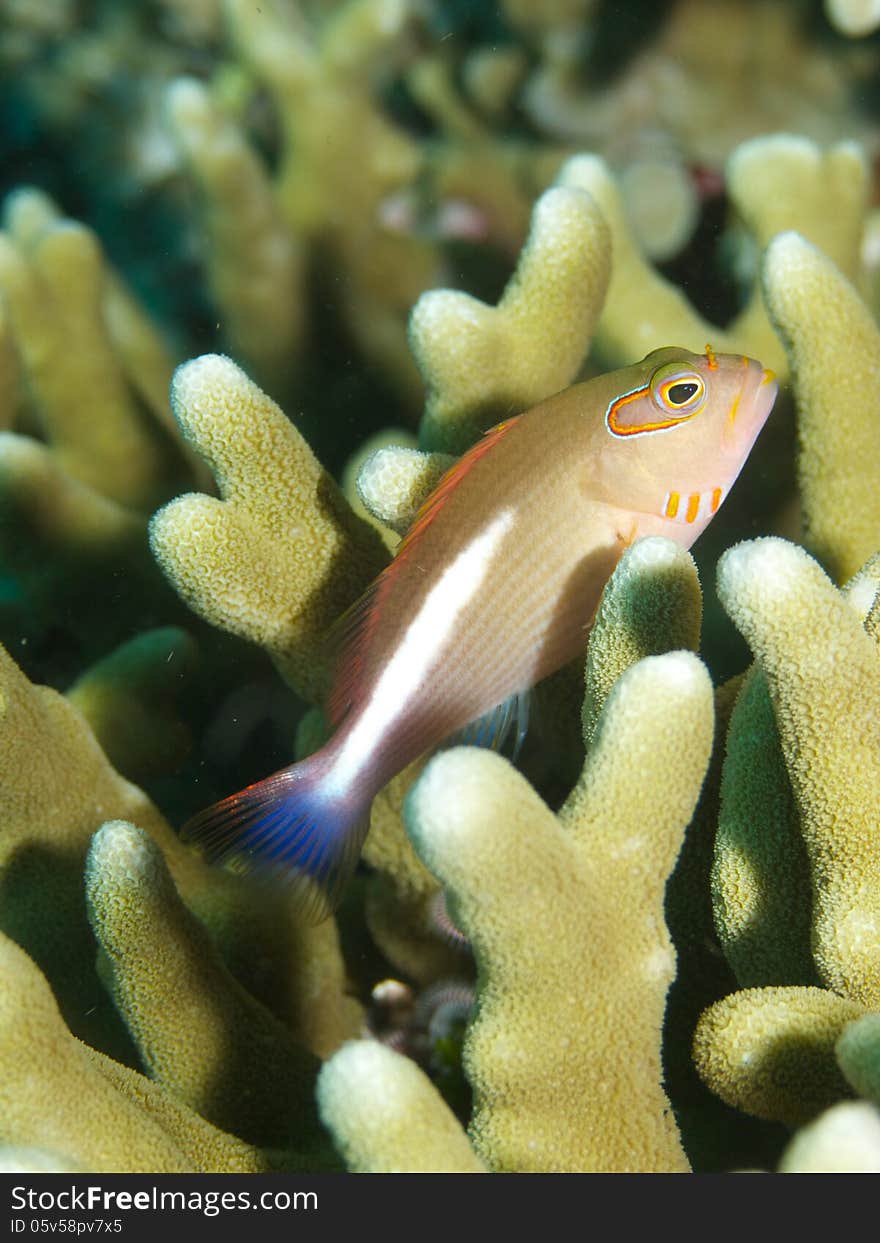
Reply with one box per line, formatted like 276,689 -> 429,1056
182,345 -> 777,919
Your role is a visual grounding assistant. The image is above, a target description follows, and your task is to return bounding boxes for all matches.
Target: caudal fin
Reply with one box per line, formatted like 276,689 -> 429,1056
180,754 -> 370,922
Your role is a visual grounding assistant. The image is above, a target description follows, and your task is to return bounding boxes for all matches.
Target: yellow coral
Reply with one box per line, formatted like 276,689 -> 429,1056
0,640 -> 361,1065
2,188 -> 201,479
560,136 -> 868,376
317,1040 -> 485,1173
0,932 -> 269,1173
696,538 -> 880,1127
0,196 -> 184,508
581,536 -> 702,746
85,822 -> 325,1151
0,189 -> 210,657
150,353 -> 387,702
713,543 -> 880,996
166,76 -> 305,384
404,652 -> 713,1173
693,986 -> 862,1127
66,628 -> 198,781
363,759 -> 464,985
778,1101 -> 880,1172
763,231 -> 880,582
340,426 -> 420,548
221,0 -> 434,401
713,666 -> 815,988
717,538 -> 880,1006
355,444 -> 453,537
409,184 -> 611,452
319,653 -> 713,1172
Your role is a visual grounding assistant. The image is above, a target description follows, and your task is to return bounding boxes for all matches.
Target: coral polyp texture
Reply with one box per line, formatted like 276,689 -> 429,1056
696,538 -> 880,1128
320,652 -> 714,1173
150,352 -> 387,703
4,0 -> 880,1177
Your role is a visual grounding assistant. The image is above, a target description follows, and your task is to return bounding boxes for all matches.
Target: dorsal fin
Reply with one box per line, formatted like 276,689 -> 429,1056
395,416 -> 521,559
326,416 -> 521,728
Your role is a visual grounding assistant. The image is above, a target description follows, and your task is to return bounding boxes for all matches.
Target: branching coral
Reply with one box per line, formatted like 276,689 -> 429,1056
0,639 -> 361,1070
0,188 -> 187,508
763,231 -> 880,583
317,1040 -> 485,1173
0,189 -> 203,664
215,0 -> 435,402
85,821 -> 326,1152
66,627 -> 199,782
5,0 -> 880,1176
165,77 -> 305,388
321,651 -> 714,1172
712,666 -> 814,989
524,0 -> 876,170
150,353 -> 387,703
695,538 -> 880,1127
0,931 -> 271,1174
580,536 -> 702,746
410,184 -> 610,453
559,135 -> 869,375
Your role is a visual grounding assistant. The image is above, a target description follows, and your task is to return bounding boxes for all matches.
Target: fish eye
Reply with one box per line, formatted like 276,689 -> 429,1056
650,364 -> 706,416
667,381 -> 698,405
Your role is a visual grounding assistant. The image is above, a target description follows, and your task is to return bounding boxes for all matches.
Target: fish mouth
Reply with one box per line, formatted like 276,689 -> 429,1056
754,365 -> 779,420
722,359 -> 778,451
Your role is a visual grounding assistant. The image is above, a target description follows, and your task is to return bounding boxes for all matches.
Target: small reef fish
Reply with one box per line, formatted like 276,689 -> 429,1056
183,346 -> 777,919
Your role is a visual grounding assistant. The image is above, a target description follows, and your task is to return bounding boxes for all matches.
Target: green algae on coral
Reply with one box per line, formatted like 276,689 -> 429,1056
836,1013 -> 880,1106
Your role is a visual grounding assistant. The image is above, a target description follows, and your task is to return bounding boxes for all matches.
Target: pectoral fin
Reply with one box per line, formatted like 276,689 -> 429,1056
446,688 -> 531,759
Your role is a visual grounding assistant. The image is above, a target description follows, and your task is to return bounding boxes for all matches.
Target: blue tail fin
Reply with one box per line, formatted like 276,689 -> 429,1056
180,754 -> 370,922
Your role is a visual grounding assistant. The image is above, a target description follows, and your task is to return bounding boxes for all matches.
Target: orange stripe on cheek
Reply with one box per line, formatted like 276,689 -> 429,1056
606,385 -> 650,435
686,493 -> 700,523
664,492 -> 680,519
711,487 -> 722,513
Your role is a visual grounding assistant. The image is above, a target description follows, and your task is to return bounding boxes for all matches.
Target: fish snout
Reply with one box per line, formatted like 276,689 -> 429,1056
721,359 -> 777,453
